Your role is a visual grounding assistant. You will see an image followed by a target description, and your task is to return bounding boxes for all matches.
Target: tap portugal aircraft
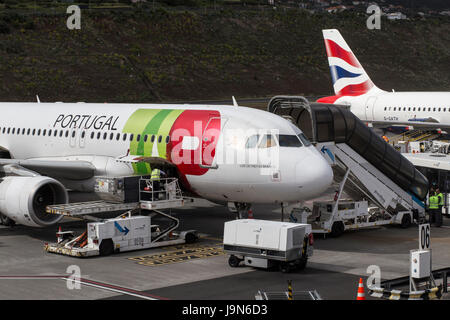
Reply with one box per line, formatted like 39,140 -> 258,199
0,102 -> 333,227
318,29 -> 450,131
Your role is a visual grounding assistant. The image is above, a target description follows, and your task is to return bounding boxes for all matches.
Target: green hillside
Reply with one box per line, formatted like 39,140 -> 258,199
0,5 -> 450,103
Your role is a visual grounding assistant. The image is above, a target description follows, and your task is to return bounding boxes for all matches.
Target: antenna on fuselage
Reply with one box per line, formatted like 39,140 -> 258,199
232,96 -> 239,107
36,95 -> 41,103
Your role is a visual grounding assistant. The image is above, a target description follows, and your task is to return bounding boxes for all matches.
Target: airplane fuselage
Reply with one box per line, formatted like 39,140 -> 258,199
0,103 -> 333,204
336,91 -> 450,125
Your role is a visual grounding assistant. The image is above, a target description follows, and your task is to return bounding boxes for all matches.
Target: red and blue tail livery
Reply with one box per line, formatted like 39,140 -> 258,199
318,29 -> 379,103
316,29 -> 450,132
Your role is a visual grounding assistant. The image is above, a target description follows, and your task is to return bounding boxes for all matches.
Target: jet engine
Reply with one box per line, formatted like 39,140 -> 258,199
0,176 -> 68,227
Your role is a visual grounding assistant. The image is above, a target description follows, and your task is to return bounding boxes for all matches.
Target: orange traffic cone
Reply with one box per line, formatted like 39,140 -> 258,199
357,278 -> 365,300
248,209 -> 253,219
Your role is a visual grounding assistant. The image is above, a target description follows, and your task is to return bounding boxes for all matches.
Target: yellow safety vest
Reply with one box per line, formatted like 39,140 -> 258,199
437,193 -> 444,206
429,195 -> 439,209
151,168 -> 161,181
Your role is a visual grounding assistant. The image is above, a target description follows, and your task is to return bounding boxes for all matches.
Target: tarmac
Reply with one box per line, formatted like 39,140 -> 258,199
0,191 -> 449,300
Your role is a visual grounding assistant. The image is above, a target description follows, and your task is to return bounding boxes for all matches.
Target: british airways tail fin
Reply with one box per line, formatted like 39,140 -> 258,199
319,29 -> 383,103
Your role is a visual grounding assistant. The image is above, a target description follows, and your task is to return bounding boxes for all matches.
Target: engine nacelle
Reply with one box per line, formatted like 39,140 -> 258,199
0,176 -> 68,227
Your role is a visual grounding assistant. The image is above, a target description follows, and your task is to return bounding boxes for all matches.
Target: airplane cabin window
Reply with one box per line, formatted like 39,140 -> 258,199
245,135 -> 259,148
59,130 -> 63,137
408,107 -> 410,111
151,135 -> 155,143
393,107 -> 396,111
110,133 -> 114,140
81,131 -> 85,139
144,135 -> 148,142
97,132 -> 101,139
137,134 -> 141,142
123,133 -> 127,141
2,128 -> 4,134
116,133 -> 120,141
165,136 -> 170,144
32,129 -> 35,135
48,129 -> 52,136
53,130 -> 57,137
130,134 -> 134,141
90,132 -> 94,139
277,134 -> 303,147
65,130 -> 69,138
158,135 -> 162,143
12,128 -> 15,134
384,107 -> 386,111
43,129 -> 46,136
258,134 -> 277,148
298,133 -> 312,147
103,132 -> 107,140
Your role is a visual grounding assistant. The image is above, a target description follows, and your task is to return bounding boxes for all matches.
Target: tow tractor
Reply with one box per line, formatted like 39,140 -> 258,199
44,177 -> 198,257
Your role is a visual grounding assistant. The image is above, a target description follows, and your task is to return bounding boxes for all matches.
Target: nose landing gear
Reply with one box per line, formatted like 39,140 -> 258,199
228,202 -> 252,219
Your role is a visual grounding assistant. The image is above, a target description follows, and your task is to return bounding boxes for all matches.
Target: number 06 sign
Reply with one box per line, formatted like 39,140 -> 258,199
419,224 -> 431,250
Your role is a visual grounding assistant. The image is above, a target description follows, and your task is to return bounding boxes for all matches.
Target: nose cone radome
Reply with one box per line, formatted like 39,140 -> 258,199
296,152 -> 333,200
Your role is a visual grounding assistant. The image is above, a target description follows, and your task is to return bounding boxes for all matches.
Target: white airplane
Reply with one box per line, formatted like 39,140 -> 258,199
318,29 -> 450,131
0,102 -> 333,227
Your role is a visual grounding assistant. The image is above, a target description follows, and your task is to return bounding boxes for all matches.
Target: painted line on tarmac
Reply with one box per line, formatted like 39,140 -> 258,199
0,275 -> 167,300
71,278 -> 167,300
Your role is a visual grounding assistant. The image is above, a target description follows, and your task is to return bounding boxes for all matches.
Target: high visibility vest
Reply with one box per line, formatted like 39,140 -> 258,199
429,195 -> 439,209
151,168 -> 161,181
437,193 -> 444,206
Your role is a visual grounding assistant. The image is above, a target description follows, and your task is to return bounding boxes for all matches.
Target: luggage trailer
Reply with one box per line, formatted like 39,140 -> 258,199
44,177 -> 197,257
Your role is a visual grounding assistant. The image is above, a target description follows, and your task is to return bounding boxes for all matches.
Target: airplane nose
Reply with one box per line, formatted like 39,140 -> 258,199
295,153 -> 333,199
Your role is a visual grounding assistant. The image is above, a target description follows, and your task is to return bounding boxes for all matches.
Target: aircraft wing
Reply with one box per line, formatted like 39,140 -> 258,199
115,155 -> 175,166
0,159 -> 96,180
367,118 -> 446,130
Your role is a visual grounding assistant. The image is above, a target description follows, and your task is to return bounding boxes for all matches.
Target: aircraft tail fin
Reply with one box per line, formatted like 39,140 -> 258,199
321,29 -> 379,98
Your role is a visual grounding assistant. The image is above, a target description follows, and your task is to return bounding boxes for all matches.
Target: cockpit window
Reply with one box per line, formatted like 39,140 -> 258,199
298,133 -> 311,146
259,134 -> 277,148
277,134 -> 303,147
245,134 -> 260,148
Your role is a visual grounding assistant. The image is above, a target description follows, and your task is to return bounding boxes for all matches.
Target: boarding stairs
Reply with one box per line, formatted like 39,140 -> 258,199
268,96 -> 427,233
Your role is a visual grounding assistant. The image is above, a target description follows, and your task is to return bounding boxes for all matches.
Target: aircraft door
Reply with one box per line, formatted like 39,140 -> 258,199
365,96 -> 377,121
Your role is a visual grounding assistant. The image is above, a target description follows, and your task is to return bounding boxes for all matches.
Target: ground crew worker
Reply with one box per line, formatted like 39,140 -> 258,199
436,188 -> 444,226
382,135 -> 389,143
151,168 -> 161,200
428,191 -> 440,226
